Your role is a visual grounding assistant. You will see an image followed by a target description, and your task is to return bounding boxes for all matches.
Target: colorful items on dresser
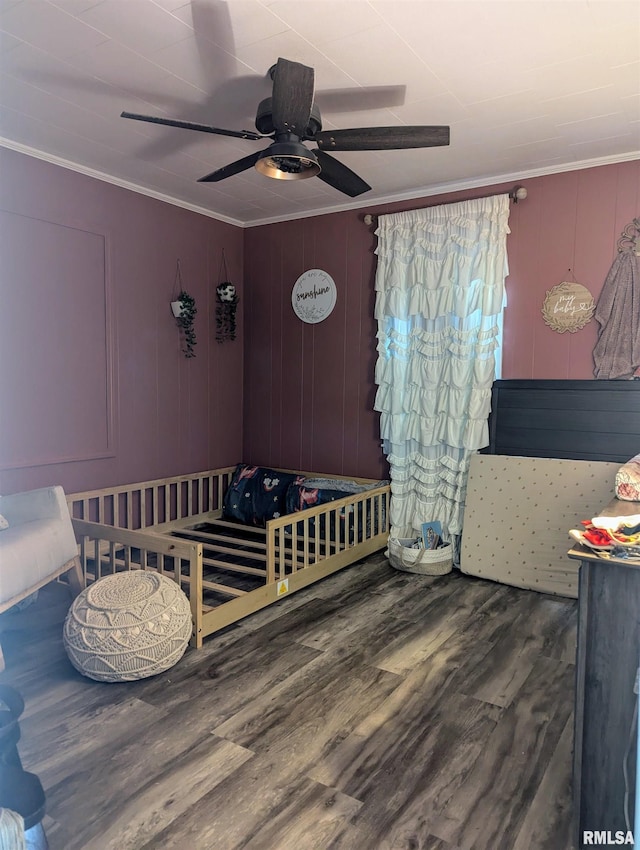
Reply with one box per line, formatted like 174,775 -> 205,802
569,446 -> 640,558
580,515 -> 640,547
570,514 -> 640,561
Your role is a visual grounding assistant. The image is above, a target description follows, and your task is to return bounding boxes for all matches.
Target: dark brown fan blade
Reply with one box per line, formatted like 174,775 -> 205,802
271,58 -> 314,136
315,150 -> 371,198
198,151 -> 262,182
121,111 -> 262,141
315,85 -> 406,113
315,125 -> 450,151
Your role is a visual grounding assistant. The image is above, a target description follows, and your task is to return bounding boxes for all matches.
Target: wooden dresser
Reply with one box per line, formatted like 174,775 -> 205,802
569,498 -> 640,849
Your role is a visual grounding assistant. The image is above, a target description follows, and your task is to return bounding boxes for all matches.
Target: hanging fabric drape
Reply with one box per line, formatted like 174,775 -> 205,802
593,220 -> 640,380
374,195 -> 511,547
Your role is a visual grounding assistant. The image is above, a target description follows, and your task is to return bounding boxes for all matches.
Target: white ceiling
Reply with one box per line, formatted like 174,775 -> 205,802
1,0 -> 639,227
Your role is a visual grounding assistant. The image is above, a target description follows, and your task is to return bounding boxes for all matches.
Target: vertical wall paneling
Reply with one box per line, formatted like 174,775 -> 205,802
0,211 -> 114,469
342,217 -> 367,472
278,220 -> 306,470
2,149 -> 636,494
208,238 -> 244,467
300,221 -> 317,472
244,161 -> 640,479
534,171 -> 580,378
502,186 -> 540,377
246,225 -> 276,464
270,226 -> 284,466
0,148 -> 244,496
311,213 -> 348,474
570,166 -> 620,377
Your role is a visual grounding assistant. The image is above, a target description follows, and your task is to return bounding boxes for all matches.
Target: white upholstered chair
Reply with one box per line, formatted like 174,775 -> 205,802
0,485 -> 84,671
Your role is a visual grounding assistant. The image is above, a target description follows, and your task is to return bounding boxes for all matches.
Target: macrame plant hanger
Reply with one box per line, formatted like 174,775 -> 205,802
170,259 -> 198,358
215,249 -> 239,343
173,258 -> 183,300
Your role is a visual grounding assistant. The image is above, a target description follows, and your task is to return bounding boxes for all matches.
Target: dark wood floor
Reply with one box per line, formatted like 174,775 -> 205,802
0,554 -> 577,850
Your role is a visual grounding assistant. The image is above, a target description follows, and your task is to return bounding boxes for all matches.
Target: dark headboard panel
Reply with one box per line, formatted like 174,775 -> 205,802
487,379 -> 640,463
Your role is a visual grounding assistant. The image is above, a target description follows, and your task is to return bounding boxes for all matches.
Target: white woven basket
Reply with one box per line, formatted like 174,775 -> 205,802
386,537 -> 453,576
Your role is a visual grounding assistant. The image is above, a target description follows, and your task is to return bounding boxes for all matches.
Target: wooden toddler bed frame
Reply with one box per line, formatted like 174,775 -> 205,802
67,466 -> 390,648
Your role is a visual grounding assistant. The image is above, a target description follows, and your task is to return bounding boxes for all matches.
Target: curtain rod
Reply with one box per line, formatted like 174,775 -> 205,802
362,185 -> 528,226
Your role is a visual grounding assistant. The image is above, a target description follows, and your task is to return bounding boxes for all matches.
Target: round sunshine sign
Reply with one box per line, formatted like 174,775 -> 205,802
291,269 -> 337,324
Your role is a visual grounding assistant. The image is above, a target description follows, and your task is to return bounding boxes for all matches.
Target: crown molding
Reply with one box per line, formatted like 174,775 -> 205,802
2,137 -> 638,229
242,151 -> 640,227
0,137 -> 244,228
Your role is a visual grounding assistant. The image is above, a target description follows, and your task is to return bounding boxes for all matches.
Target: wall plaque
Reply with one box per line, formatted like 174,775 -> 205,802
541,281 -> 595,333
292,269 -> 336,324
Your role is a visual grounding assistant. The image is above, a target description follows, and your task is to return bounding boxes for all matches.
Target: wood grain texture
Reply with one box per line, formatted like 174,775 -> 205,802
487,379 -> 640,463
572,557 -> 640,840
0,558 -> 577,850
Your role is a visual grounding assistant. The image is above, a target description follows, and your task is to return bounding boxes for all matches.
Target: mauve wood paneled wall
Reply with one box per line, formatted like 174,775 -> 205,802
504,160 -> 640,378
1,151 -> 636,496
243,210 -> 385,479
0,148 -> 244,496
243,160 -> 640,479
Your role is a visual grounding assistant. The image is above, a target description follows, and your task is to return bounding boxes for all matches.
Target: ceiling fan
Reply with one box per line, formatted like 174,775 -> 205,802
121,58 -> 450,198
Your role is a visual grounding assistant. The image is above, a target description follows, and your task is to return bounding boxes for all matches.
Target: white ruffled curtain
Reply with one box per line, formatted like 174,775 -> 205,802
374,195 -> 511,550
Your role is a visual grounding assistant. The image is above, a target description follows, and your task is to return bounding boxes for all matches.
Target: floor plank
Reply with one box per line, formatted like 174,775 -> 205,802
0,558 -> 578,850
429,656 -> 575,849
511,715 -> 575,850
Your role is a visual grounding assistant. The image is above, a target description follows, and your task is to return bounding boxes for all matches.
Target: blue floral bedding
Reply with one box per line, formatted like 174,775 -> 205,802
222,464 -> 387,537
222,465 -> 303,526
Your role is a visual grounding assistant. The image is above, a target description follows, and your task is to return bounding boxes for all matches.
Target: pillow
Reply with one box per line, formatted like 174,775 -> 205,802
285,482 -> 354,515
285,482 -> 352,540
615,453 -> 640,502
0,514 -> 8,530
222,465 -> 303,526
286,478 -> 389,543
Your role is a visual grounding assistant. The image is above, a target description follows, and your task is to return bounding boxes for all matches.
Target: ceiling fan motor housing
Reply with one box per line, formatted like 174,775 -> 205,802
255,98 -> 322,138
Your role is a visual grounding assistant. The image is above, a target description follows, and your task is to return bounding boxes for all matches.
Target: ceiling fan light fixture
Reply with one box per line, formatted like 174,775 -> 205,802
255,141 -> 320,181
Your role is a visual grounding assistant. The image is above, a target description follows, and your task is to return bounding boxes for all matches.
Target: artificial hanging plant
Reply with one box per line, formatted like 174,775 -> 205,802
215,250 -> 239,343
170,260 -> 197,358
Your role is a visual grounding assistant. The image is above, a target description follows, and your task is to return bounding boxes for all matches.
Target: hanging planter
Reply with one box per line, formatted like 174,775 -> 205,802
171,261 -> 197,358
215,250 -> 239,343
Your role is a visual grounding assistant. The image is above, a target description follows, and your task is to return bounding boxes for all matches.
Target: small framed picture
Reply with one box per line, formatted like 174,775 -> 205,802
421,521 -> 442,550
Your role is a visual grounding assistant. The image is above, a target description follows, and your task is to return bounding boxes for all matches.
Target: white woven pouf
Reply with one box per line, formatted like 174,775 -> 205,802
63,571 -> 192,682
